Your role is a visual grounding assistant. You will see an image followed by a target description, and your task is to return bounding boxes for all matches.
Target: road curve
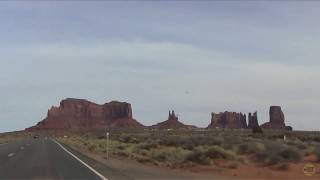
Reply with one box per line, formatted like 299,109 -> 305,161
0,138 -> 106,180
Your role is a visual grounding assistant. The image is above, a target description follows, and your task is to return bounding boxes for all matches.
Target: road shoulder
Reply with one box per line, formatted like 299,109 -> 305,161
58,140 -> 222,180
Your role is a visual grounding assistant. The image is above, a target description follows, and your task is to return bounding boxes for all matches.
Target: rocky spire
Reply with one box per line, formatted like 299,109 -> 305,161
168,110 -> 178,121
248,111 -> 259,129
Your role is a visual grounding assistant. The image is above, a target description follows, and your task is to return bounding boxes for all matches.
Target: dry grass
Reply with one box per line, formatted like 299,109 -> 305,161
57,129 -> 320,169
0,131 -> 29,144
314,146 -> 320,162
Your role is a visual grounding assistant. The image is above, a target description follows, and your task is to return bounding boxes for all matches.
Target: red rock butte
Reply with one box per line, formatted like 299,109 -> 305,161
26,98 -> 144,131
206,106 -> 292,130
261,106 -> 291,130
150,110 -> 195,129
207,111 -> 248,129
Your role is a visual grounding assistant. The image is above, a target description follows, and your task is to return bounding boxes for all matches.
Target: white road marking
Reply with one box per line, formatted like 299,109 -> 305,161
8,153 -> 15,157
52,139 -> 108,180
20,146 -> 24,150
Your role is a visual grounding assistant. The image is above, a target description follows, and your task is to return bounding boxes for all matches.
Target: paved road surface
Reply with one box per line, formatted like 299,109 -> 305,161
0,138 -> 106,180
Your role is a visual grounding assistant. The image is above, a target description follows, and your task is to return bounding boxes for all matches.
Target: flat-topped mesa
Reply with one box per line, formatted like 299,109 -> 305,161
59,98 -> 132,119
248,112 -> 259,129
26,98 -> 143,131
151,110 -> 195,129
207,111 -> 247,129
261,106 -> 289,129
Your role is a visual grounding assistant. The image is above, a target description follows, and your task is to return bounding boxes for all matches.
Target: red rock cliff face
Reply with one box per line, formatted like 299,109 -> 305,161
207,111 -> 247,129
261,106 -> 286,129
26,98 -> 143,130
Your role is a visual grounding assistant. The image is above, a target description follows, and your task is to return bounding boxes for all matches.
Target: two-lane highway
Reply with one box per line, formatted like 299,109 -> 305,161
0,138 -> 106,179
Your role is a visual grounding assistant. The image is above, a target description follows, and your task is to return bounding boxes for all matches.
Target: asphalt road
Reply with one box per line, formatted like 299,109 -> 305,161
0,138 -> 106,180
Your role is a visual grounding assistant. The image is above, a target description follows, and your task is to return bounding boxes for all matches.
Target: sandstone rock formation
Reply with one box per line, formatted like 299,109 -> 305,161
247,111 -> 263,134
207,111 -> 247,129
252,125 -> 263,134
151,110 -> 195,129
26,98 -> 144,131
168,110 -> 178,121
248,112 -> 259,129
261,106 -> 288,129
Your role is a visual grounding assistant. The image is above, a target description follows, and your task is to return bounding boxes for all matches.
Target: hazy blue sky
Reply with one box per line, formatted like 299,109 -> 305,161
0,1 -> 319,132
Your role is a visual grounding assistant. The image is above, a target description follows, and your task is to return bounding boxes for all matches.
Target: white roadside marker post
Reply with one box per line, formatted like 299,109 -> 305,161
106,132 -> 109,160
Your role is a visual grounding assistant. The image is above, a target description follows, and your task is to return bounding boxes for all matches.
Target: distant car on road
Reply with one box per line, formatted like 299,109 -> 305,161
33,135 -> 39,139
